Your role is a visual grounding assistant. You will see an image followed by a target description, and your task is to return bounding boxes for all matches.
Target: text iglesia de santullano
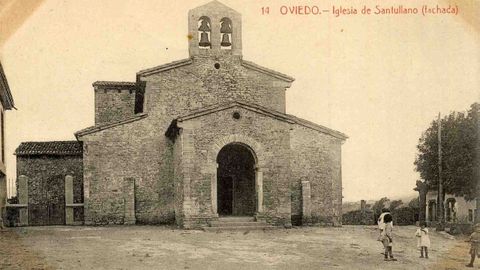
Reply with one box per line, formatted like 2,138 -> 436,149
279,4 -> 458,17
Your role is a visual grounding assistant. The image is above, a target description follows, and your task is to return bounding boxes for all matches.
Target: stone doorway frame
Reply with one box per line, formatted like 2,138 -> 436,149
208,134 -> 266,219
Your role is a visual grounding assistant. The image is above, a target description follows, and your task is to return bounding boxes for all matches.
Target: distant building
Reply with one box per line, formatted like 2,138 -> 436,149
425,190 -> 477,225
0,61 -> 15,225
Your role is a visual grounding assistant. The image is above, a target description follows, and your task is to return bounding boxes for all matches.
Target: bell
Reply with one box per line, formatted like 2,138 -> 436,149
221,33 -> 231,47
198,20 -> 210,32
199,32 -> 211,47
220,22 -> 232,34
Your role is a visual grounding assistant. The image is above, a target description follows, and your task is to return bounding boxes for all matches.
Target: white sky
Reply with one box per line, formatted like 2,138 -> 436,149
1,0 -> 479,202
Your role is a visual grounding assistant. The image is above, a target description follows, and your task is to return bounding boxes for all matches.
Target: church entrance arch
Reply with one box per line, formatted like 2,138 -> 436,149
216,143 -> 256,216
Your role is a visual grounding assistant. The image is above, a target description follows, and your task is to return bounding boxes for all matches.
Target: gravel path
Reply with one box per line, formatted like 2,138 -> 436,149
0,225 -> 474,269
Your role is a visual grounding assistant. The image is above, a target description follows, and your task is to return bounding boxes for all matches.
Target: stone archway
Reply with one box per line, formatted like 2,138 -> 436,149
208,134 -> 266,218
216,143 -> 256,216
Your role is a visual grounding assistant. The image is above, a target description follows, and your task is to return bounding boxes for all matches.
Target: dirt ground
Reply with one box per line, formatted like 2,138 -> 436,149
0,225 -> 476,270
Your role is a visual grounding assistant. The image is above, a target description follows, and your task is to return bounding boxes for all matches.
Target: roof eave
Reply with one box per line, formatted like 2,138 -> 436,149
137,58 -> 193,78
241,60 -> 295,84
75,113 -> 148,138
0,63 -> 15,110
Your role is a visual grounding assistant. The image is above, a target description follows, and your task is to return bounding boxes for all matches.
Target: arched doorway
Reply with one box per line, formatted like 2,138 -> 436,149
216,143 -> 256,216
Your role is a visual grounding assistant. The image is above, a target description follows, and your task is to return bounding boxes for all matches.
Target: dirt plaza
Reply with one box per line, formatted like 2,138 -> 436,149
0,225 -> 474,270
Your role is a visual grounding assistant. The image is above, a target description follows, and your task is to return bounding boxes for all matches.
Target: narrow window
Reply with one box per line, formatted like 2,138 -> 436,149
198,16 -> 211,49
220,17 -> 232,49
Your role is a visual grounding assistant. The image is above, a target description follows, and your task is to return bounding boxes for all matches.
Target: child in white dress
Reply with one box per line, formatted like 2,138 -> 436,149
415,221 -> 431,258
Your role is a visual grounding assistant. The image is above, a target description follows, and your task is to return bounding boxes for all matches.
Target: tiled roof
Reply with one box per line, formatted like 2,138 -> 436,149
15,141 -> 83,156
92,81 -> 136,87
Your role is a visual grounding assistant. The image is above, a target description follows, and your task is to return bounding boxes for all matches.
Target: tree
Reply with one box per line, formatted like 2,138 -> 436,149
414,103 -> 479,200
372,197 -> 390,217
414,180 -> 427,222
408,197 -> 419,209
389,200 -> 403,211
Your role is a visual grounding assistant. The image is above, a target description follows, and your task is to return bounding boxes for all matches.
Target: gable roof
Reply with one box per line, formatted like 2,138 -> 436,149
0,61 -> 15,110
137,59 -> 193,77
189,0 -> 240,15
75,113 -> 148,138
15,141 -> 83,156
241,60 -> 295,83
170,101 -> 347,140
136,58 -> 294,84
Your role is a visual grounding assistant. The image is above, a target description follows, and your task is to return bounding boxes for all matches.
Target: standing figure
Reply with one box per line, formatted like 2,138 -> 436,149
466,223 -> 480,268
415,221 -> 431,258
380,213 -> 397,261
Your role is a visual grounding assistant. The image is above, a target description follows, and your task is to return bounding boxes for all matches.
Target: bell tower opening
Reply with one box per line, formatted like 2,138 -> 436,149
216,143 -> 256,216
198,16 -> 211,49
188,1 -> 242,57
220,17 -> 232,49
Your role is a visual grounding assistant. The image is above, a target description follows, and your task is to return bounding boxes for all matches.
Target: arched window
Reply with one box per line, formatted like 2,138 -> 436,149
198,16 -> 211,49
220,17 -> 232,49
445,198 -> 456,222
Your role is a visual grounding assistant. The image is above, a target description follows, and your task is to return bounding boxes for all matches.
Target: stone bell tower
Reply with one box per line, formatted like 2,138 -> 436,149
188,1 -> 242,57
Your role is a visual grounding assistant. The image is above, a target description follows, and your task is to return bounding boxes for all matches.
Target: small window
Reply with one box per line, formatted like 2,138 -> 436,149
469,209 -> 474,222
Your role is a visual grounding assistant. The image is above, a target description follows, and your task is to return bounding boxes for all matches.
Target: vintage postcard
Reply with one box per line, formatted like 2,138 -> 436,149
0,0 -> 478,269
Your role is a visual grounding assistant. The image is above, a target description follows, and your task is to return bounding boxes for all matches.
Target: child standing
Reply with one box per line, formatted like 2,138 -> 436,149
466,223 -> 480,268
415,221 -> 431,258
381,213 -> 397,261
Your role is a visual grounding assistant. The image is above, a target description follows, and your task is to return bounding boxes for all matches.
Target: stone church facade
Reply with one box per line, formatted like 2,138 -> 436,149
17,1 -> 347,228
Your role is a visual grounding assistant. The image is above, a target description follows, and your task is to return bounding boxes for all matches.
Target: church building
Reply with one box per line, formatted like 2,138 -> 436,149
16,1 -> 347,229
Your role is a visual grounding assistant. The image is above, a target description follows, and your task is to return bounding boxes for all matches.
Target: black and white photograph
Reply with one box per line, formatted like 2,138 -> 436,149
0,0 -> 478,269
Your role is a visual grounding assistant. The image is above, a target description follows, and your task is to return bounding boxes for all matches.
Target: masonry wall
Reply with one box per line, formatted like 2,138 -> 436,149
94,86 -> 136,125
81,118 -> 175,225
143,56 -> 288,122
290,125 -> 343,226
16,155 -> 84,224
172,133 -> 184,226
82,55 -> 292,226
176,107 -> 292,227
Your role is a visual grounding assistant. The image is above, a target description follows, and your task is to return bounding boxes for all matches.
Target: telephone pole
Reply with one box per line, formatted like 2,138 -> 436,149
437,113 -> 445,231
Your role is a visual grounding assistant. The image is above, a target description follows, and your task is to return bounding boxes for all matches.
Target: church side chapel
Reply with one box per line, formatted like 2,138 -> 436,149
15,1 -> 347,228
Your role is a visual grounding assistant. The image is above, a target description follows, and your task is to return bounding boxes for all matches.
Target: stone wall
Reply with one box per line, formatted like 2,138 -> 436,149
82,53 -> 293,226
94,85 -> 136,125
16,155 -> 83,225
80,119 -> 175,225
290,125 -> 343,226
174,106 -> 292,227
142,56 -> 289,121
